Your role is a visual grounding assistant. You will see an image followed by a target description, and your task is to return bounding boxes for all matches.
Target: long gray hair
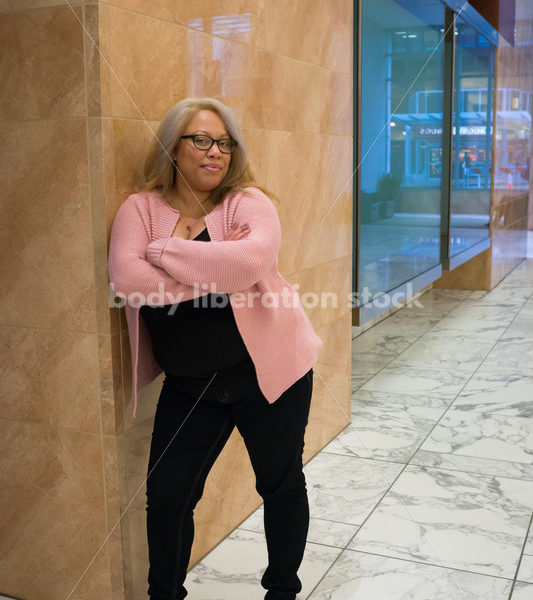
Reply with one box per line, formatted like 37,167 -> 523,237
142,97 -> 256,204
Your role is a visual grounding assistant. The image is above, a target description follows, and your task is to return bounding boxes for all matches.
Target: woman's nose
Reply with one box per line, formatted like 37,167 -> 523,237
207,143 -> 222,157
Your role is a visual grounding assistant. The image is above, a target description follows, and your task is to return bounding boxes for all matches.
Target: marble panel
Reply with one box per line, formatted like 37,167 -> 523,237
238,505 -> 359,549
352,325 -> 414,361
465,286 -> 533,307
355,312 -> 432,344
262,0 -> 352,72
1,326 -> 101,432
98,4 -> 188,119
0,420 -> 112,600
259,53 -> 334,135
186,529 -> 341,600
443,303 -> 523,325
324,395 -> 443,462
352,389 -> 451,410
499,260 -> 533,290
481,340 -> 533,376
246,131 -> 351,274
320,70 -> 353,136
525,527 -> 533,555
87,117 -> 115,337
308,550 -> 513,600
110,118 -> 161,196
0,6 -> 85,120
429,311 -> 511,341
1,119 -> 96,332
286,257 -> 352,331
184,31 -> 271,130
433,248 -> 491,290
511,582 -> 533,600
517,554 -> 533,584
321,135 -> 354,215
100,0 -> 266,46
390,332 -> 494,374
351,354 -> 389,378
303,452 -> 405,525
348,465 -> 533,579
0,0 -> 84,8
309,315 -> 353,455
413,409 -> 533,479
101,435 -> 126,599
99,333 -> 125,435
360,364 -> 471,400
410,452 -> 533,481
453,369 -> 533,418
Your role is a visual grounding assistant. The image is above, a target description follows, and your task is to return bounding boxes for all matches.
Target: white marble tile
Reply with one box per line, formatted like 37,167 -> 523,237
403,296 -> 463,320
391,333 -> 494,373
361,364 -> 471,399
464,286 -> 533,308
517,554 -> 533,584
350,356 -> 388,377
307,550 -> 512,600
352,327 -> 413,360
429,313 -> 509,341
416,409 -> 533,468
453,370 -> 533,418
501,314 -> 533,342
410,450 -> 533,480
518,301 -> 533,319
324,396 -> 443,462
348,465 -> 533,579
186,529 -> 340,600
481,340 -> 533,376
352,388 -> 451,410
525,528 -> 533,555
510,582 -> 533,599
238,506 -> 358,549
303,453 -> 405,525
351,371 -> 375,391
357,317 -> 430,344
443,302 -> 520,323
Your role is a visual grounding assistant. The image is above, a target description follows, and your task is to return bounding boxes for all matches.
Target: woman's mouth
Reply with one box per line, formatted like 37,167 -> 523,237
202,164 -> 222,172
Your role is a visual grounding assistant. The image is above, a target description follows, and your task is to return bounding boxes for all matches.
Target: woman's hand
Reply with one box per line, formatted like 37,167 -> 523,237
223,223 -> 250,241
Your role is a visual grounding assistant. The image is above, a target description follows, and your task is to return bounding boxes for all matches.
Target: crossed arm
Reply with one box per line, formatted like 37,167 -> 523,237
108,190 -> 281,304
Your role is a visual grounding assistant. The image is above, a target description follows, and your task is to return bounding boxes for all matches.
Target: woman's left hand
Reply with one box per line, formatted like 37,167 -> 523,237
223,223 -> 250,241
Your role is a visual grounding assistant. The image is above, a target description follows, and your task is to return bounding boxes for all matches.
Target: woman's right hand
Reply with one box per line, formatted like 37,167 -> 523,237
223,223 -> 250,241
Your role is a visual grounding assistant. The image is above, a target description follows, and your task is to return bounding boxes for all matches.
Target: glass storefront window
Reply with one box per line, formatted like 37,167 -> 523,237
359,0 -> 444,300
449,17 -> 494,257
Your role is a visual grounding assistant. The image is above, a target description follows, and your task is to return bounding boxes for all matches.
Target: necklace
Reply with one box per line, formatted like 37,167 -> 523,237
185,225 -> 192,240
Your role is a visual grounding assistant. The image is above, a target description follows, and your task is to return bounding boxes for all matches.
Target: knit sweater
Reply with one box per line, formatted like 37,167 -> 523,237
108,187 -> 322,415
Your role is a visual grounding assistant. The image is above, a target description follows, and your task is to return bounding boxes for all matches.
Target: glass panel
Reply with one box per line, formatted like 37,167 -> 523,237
359,0 -> 443,301
449,17 -> 494,257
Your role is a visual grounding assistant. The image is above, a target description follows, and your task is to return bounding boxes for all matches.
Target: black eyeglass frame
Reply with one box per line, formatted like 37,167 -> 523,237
181,134 -> 238,154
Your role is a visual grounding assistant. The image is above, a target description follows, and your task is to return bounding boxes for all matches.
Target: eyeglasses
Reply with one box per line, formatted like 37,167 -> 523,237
181,134 -> 237,154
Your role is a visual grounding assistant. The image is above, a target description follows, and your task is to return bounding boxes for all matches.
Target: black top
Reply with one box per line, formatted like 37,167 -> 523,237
140,227 -> 250,377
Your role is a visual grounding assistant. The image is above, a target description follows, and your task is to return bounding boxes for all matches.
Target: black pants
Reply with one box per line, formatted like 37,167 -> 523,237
146,359 -> 313,600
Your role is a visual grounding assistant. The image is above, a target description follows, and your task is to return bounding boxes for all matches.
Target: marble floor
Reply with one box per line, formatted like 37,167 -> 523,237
181,247 -> 533,599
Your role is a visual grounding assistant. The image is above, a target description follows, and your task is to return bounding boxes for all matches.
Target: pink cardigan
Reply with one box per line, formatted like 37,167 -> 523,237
108,187 -> 322,415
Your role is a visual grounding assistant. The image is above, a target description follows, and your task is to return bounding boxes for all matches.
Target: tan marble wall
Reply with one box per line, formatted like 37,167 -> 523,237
97,2 -> 353,595
1,1 -> 352,597
0,3 -> 123,600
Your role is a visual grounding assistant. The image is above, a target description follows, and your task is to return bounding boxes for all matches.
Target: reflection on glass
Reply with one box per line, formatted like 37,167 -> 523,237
494,87 -> 531,191
449,18 -> 494,256
360,0 -> 443,300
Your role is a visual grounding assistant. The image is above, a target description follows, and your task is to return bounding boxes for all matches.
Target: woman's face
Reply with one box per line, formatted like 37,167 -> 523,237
174,110 -> 232,194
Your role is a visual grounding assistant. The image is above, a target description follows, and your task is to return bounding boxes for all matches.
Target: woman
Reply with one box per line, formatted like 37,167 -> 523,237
108,98 -> 322,600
